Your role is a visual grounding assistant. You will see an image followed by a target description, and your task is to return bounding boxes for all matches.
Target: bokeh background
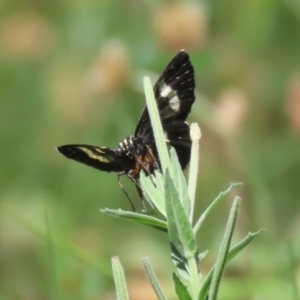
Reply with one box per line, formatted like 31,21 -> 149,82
1,1 -> 300,299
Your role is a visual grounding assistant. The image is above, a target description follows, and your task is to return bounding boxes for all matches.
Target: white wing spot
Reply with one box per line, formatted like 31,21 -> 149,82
160,84 -> 172,97
169,96 -> 180,111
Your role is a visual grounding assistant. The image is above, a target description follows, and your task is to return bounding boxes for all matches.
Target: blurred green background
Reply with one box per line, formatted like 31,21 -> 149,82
1,0 -> 300,299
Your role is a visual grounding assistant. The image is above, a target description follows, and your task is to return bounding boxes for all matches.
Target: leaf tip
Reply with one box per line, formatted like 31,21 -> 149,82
190,123 -> 201,141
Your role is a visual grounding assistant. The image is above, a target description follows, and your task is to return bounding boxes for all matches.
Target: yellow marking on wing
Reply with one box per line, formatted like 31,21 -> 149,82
77,147 -> 111,163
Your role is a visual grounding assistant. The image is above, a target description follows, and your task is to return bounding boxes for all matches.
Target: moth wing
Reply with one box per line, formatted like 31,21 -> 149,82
56,144 -> 134,173
141,120 -> 191,170
135,50 -> 195,138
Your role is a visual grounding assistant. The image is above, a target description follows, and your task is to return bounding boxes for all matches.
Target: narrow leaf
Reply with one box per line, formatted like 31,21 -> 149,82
198,229 -> 264,300
143,76 -> 170,173
170,242 -> 190,282
101,208 -> 168,232
112,256 -> 129,300
173,273 -> 192,300
165,169 -> 198,259
140,171 -> 166,216
226,229 -> 264,261
208,197 -> 240,300
193,182 -> 243,234
188,123 -> 201,223
165,170 -> 201,297
169,147 -> 190,215
142,257 -> 168,300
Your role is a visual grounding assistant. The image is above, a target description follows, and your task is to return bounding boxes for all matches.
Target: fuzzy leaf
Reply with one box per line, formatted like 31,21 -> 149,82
173,272 -> 192,300
165,170 -> 198,259
198,229 -> 264,300
169,147 -> 190,215
101,208 -> 168,232
143,257 -> 168,300
112,256 -> 129,300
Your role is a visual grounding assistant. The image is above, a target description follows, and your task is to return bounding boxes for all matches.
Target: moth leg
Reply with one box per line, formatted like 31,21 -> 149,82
117,172 -> 135,212
142,145 -> 159,187
127,171 -> 147,211
135,184 -> 146,211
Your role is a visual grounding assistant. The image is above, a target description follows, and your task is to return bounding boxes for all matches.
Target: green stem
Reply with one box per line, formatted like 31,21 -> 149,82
187,256 -> 200,300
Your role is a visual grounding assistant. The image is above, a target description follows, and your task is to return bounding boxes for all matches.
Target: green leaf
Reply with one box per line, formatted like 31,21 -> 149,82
154,169 -> 165,194
198,250 -> 208,263
173,273 -> 192,300
198,229 -> 264,300
143,76 -> 170,173
188,123 -> 201,223
169,147 -> 190,215
101,208 -> 168,232
193,182 -> 243,234
171,243 -> 201,297
226,229 -> 264,261
170,242 -> 190,282
140,170 -> 166,217
142,257 -> 168,300
207,197 -> 240,300
164,169 -> 198,259
112,256 -> 129,300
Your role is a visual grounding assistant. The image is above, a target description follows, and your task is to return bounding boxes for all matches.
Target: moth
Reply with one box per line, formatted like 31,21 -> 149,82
57,50 -> 196,210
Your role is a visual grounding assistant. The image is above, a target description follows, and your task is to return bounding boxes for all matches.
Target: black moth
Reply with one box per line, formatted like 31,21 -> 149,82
57,50 -> 196,211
